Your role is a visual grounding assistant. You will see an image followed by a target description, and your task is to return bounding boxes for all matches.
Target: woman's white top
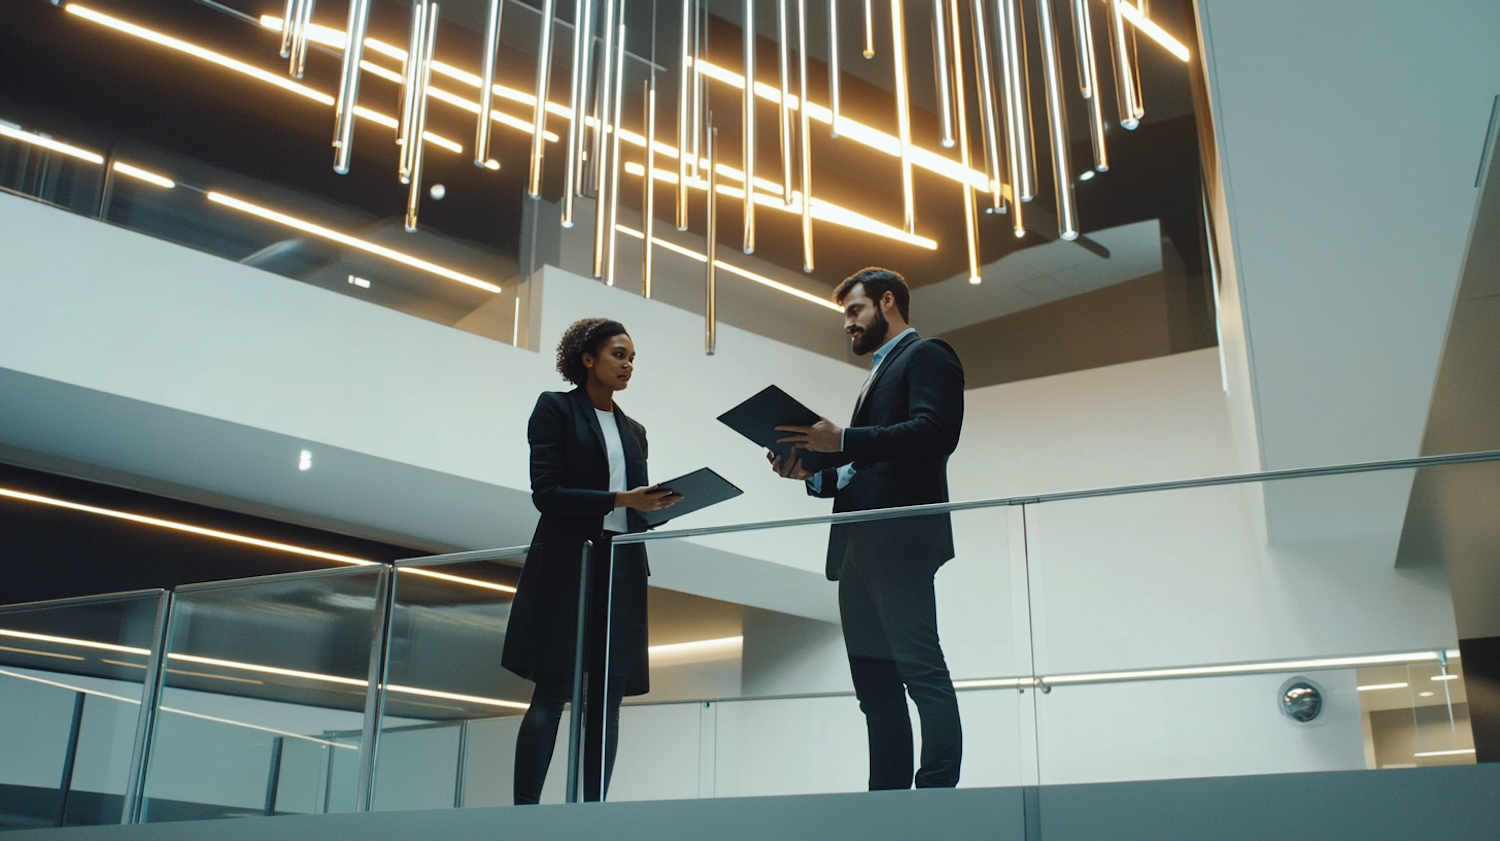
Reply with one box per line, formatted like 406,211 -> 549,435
596,408 -> 630,533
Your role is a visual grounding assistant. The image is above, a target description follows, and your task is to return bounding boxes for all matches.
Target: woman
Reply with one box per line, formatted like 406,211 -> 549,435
502,317 -> 679,804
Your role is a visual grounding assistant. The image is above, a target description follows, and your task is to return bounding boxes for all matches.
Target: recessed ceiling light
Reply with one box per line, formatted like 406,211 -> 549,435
1432,674 -> 1459,681
1418,691 -> 1435,697
347,274 -> 372,288
429,183 -> 446,200
298,450 -> 313,471
483,159 -> 501,171
1357,682 -> 1410,691
1079,170 -> 1095,181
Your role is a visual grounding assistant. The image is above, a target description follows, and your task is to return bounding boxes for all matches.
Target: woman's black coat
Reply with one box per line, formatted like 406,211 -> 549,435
501,387 -> 652,696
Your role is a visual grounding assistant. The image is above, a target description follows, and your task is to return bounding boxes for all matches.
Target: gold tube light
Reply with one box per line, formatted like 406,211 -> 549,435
706,122 -> 719,355
643,81 -> 657,296
474,0 -> 504,168
890,0 -> 915,234
1073,0 -> 1107,171
572,0 -> 598,197
992,0 -> 1025,235
562,0 -> 593,226
948,0 -> 979,282
743,0 -> 757,253
397,1 -> 426,184
798,0 -> 814,271
1107,0 -> 1140,129
591,0 -> 619,192
676,0 -> 693,229
778,0 -> 795,204
287,0 -> 315,79
998,0 -> 1033,202
827,0 -> 841,138
863,0 -> 875,57
332,0 -> 370,174
527,0 -> 559,196
605,22 -> 627,285
1117,0 -> 1189,62
1035,0 -> 1077,240
405,2 -> 440,233
932,0 -> 955,149
969,0 -> 1004,210
691,0 -> 705,182
280,0 -> 297,58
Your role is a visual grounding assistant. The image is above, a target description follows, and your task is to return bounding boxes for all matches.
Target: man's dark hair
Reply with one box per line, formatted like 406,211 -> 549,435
555,318 -> 629,385
834,267 -> 911,322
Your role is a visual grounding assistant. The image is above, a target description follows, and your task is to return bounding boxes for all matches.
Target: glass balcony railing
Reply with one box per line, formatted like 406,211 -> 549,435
0,450 -> 1495,830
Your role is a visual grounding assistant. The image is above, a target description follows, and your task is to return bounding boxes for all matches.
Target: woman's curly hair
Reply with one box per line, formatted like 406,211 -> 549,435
555,318 -> 629,386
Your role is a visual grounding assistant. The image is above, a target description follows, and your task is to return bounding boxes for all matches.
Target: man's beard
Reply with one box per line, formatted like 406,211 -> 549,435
850,308 -> 890,355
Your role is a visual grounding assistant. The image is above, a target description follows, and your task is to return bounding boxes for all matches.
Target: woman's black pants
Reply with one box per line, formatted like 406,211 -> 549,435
513,671 -> 622,804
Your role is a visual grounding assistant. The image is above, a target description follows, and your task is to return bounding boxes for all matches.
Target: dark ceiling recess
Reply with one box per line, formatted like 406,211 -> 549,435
0,462 -> 422,606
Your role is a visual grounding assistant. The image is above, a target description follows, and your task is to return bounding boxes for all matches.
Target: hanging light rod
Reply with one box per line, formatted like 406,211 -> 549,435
615,224 -> 843,312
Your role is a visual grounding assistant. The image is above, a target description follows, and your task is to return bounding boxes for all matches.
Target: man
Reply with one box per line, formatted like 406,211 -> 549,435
770,266 -> 965,790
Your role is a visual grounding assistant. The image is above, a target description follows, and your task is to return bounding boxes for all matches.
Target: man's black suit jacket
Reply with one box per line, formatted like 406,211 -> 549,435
809,331 -> 965,581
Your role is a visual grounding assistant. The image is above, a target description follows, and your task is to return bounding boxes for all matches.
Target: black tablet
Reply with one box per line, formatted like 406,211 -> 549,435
716,385 -> 849,473
640,467 -> 745,527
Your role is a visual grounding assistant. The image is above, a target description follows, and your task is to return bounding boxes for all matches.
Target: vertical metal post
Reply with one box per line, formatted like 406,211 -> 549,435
1073,0 -> 1108,171
1035,0 -> 1077,240
642,81 -> 657,296
706,122 -> 718,356
55,693 -> 85,827
565,541 -> 593,803
676,0 -> 694,229
949,0 -> 980,282
777,0 -> 795,203
889,0 -> 915,234
797,0 -> 814,272
333,0 -> 371,174
605,22 -> 627,285
405,3 -> 440,233
453,721 -> 470,807
121,590 -> 174,825
290,0 -> 316,80
828,0 -> 841,137
969,0 -> 1004,210
742,0 -> 757,253
931,0 -> 954,148
475,0 -> 505,168
529,0 -> 561,196
263,737 -> 285,816
280,0 -> 298,58
354,565 -> 397,812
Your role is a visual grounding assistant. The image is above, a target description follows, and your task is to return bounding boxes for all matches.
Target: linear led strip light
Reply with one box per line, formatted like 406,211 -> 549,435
952,649 -> 1462,690
0,487 -> 513,594
258,14 -> 927,256
0,123 -> 177,189
63,5 -> 462,154
615,224 -> 841,312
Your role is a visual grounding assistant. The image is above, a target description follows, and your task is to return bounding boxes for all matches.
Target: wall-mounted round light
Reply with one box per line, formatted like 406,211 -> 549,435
1279,677 -> 1324,723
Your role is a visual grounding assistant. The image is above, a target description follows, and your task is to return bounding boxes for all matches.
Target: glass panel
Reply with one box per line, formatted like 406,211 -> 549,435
373,552 -> 533,810
0,591 -> 163,829
0,129 -> 105,217
140,568 -> 385,823
596,506 -> 1025,801
1024,460 -> 1490,787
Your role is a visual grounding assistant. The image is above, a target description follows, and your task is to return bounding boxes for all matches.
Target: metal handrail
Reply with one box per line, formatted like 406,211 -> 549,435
604,447 -> 1500,544
0,588 -> 166,614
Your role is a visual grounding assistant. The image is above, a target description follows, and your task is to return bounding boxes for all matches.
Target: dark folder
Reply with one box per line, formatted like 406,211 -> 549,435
640,467 -> 744,527
716,385 -> 849,473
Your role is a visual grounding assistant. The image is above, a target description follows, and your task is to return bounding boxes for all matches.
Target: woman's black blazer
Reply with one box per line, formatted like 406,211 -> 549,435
501,387 -> 652,696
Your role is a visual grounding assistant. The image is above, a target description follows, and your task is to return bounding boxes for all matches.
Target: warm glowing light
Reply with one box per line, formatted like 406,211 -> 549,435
112,161 -> 175,188
1357,682 -> 1410,692
648,636 -> 743,657
0,124 -> 104,164
398,566 -> 517,594
0,487 -> 372,567
615,225 -> 841,312
0,645 -> 85,662
0,629 -> 149,656
387,683 -> 529,709
205,192 -> 501,293
68,8 -> 460,153
69,6 -> 337,106
1413,748 -> 1476,758
1115,1 -> 1191,62
1418,691 -> 1435,697
1433,674 -> 1459,681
